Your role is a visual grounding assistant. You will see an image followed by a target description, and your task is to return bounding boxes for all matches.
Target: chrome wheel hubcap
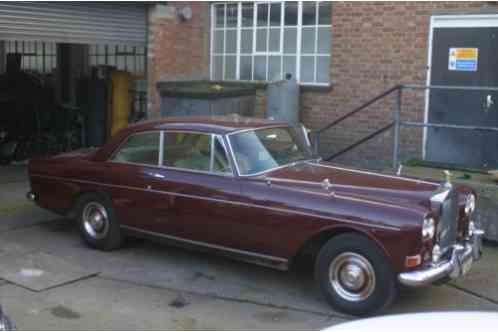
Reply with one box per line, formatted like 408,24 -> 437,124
82,202 -> 109,240
329,252 -> 376,302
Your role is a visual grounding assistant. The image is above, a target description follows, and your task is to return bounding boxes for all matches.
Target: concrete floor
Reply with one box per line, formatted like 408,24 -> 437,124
1,165 -> 497,330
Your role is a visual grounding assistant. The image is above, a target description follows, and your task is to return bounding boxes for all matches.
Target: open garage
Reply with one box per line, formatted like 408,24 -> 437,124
0,2 -> 147,165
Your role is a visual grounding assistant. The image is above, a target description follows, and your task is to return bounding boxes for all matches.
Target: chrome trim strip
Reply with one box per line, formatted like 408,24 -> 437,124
120,225 -> 288,263
209,133 -> 215,172
31,174 -> 401,232
214,134 -> 236,176
227,124 -> 286,136
264,176 -> 330,187
224,133 -> 242,176
306,162 -> 439,186
158,131 -> 164,167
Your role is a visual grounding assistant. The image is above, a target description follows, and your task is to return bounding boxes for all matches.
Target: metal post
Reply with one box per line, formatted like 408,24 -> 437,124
393,87 -> 402,171
314,131 -> 320,156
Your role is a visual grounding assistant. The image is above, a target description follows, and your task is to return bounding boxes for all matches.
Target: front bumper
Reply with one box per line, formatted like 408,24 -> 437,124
398,228 -> 484,287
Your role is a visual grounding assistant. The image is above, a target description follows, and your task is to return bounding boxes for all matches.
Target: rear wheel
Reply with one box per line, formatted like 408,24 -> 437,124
77,193 -> 123,251
315,233 -> 397,316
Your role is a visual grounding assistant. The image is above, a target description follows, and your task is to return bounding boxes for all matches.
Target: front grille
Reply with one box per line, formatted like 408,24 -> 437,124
438,190 -> 459,252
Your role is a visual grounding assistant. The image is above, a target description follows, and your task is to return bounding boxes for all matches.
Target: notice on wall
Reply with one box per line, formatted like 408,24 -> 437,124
448,48 -> 478,71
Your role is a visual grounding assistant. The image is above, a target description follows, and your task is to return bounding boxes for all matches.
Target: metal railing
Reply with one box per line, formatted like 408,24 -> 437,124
314,84 -> 498,171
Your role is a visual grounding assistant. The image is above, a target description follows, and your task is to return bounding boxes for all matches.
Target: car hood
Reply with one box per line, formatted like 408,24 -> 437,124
263,161 -> 442,209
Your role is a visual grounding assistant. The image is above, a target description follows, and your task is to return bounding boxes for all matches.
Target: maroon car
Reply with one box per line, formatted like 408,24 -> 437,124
27,116 -> 483,315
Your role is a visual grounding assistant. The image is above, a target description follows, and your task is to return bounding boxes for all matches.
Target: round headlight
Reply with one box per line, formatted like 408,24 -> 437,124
422,217 -> 435,239
465,194 -> 476,215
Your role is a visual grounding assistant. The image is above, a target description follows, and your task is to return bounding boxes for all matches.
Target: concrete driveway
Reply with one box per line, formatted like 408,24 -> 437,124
1,165 -> 497,330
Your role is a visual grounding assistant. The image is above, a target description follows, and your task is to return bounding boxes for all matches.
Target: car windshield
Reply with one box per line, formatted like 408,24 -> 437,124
228,126 -> 314,176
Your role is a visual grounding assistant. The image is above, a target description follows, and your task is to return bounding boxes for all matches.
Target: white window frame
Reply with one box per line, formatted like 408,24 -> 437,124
210,1 -> 332,86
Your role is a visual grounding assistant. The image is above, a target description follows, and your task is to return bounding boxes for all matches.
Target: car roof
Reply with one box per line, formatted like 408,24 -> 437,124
126,115 -> 289,135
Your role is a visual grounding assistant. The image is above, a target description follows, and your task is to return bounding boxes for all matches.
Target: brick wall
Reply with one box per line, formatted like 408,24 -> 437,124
147,3 -> 210,118
148,1 -> 497,168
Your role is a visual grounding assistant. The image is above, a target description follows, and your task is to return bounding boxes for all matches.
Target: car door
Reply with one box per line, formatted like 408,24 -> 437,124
144,131 -> 245,247
99,130 -> 165,230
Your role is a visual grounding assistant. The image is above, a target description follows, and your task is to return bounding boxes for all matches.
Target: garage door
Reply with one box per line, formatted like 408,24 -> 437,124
0,2 -> 146,46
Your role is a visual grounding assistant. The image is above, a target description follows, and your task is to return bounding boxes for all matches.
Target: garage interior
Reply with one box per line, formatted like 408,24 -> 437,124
0,2 -> 148,164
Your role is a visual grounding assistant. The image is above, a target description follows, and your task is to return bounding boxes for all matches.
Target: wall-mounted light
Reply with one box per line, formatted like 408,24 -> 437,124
177,6 -> 192,21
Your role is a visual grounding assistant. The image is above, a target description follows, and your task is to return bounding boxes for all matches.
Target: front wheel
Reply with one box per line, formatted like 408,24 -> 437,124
315,233 -> 397,316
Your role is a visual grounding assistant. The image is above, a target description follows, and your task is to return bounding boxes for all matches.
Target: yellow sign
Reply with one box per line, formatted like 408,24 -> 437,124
454,48 -> 478,59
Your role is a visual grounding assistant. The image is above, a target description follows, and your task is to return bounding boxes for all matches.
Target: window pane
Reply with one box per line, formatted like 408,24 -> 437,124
269,3 -> 281,26
226,30 -> 237,53
302,2 -> 317,25
213,137 -> 232,174
257,3 -> 268,26
163,133 -> 211,172
256,29 -> 267,52
214,30 -> 224,53
283,27 -> 297,54
112,132 -> 159,165
284,2 -> 298,26
254,55 -> 267,80
301,27 -> 315,53
316,56 -> 330,83
300,56 -> 314,83
241,29 -> 253,53
317,27 -> 331,53
283,56 -> 296,80
225,55 -> 236,80
215,4 -> 225,28
226,3 -> 238,27
213,56 -> 223,80
242,3 -> 254,27
269,56 -> 282,81
318,1 -> 332,25
269,28 -> 280,52
240,56 -> 252,80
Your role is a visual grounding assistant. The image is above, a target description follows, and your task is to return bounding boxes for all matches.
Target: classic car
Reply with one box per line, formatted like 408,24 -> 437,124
27,116 -> 484,315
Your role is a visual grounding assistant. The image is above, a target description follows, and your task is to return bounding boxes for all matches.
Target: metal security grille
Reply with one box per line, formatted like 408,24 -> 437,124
0,2 -> 147,46
4,40 -> 57,73
439,190 -> 459,253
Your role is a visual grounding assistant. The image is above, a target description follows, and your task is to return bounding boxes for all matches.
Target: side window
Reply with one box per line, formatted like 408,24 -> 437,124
111,132 -> 160,165
212,136 -> 232,174
163,132 -> 212,172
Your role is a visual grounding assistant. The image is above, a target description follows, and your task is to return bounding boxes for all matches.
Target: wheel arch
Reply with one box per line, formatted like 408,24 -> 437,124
67,189 -> 113,219
290,225 -> 393,270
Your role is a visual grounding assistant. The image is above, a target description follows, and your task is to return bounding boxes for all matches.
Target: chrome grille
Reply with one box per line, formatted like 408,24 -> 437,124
438,190 -> 458,251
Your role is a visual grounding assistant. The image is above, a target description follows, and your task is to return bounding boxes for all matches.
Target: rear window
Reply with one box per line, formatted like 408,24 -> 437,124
111,132 -> 160,165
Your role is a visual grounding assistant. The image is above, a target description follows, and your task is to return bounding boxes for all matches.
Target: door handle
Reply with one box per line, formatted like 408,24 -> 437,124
486,94 -> 494,111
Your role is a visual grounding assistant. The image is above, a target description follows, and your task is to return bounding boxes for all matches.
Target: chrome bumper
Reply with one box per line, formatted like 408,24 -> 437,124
398,229 -> 484,287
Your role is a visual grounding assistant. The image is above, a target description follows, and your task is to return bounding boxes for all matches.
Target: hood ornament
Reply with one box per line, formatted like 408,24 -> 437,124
444,170 -> 453,187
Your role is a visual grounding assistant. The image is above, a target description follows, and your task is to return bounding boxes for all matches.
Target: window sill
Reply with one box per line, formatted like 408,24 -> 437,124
300,81 -> 335,93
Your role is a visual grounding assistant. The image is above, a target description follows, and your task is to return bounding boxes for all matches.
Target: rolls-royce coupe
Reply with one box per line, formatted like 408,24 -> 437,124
27,116 -> 483,315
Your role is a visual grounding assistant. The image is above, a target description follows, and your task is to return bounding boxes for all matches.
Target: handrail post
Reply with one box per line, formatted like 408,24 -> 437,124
314,131 -> 320,156
393,86 -> 402,171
